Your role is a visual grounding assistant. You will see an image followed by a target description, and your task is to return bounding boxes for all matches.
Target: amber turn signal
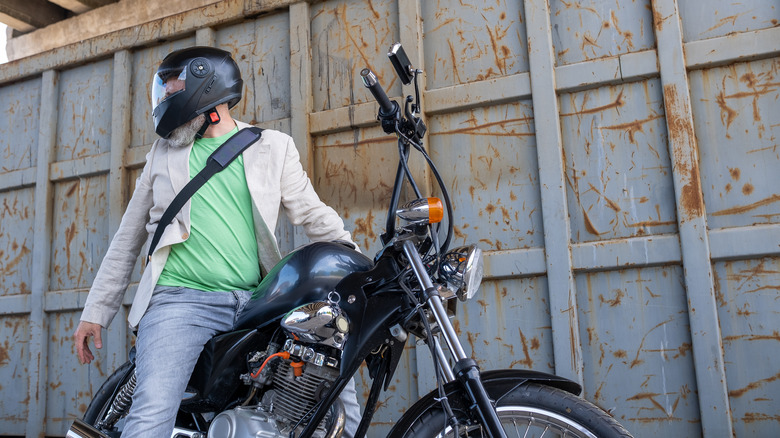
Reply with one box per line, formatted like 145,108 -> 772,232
427,197 -> 444,224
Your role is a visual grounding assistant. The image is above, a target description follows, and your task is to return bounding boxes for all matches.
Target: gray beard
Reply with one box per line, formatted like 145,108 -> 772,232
166,114 -> 206,148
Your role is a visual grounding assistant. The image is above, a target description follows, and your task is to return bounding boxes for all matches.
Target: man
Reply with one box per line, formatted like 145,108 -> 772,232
72,46 -> 361,437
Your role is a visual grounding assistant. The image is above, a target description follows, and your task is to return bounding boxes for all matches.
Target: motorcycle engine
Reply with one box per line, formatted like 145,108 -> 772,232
209,345 -> 344,438
208,298 -> 350,438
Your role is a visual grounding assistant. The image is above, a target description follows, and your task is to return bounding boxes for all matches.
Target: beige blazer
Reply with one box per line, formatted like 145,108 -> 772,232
80,122 -> 354,329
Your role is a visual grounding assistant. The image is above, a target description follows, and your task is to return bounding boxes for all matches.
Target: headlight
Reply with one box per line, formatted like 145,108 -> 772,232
441,245 -> 484,301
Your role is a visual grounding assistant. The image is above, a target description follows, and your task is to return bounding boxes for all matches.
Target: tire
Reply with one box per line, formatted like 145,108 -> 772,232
400,383 -> 633,438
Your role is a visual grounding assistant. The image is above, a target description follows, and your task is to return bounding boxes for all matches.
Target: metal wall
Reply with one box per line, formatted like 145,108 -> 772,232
0,0 -> 777,436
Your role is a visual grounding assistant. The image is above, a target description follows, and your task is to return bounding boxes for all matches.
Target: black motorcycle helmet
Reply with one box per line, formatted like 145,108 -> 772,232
151,46 -> 243,138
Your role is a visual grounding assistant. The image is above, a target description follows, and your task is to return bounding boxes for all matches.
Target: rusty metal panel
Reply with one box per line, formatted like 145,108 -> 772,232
216,11 -> 291,124
428,102 -> 543,251
46,310 -> 111,433
55,59 -> 113,161
678,0 -> 780,43
421,0 -> 529,89
50,176 -> 110,291
712,257 -> 780,436
0,0 -> 778,436
0,187 -> 34,296
456,278 -> 555,375
310,0 -> 400,111
560,79 -> 678,243
688,58 -> 780,229
549,0 -> 656,66
129,38 -> 197,148
0,78 -> 40,172
0,315 -> 30,435
576,265 -> 702,436
312,127 -> 400,254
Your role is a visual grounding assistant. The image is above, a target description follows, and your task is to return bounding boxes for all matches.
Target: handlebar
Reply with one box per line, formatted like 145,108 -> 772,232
360,68 -> 398,119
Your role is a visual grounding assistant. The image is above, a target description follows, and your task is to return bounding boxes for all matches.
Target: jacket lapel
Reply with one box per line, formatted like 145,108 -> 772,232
166,139 -> 192,196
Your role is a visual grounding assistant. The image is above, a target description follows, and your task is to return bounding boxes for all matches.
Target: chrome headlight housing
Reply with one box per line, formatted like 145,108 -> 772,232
440,245 -> 484,301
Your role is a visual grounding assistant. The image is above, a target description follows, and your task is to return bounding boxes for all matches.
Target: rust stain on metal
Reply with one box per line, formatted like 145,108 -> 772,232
626,391 -> 684,421
467,331 -> 478,357
723,331 -> 780,343
447,40 -> 463,84
484,22 -> 511,75
629,317 -> 675,369
1,239 -> 31,276
742,412 -> 780,423
581,205 -> 603,235
0,340 -> 10,366
663,83 -> 704,219
705,13 -> 749,34
599,113 -> 664,144
727,371 -> 780,398
711,194 -> 780,217
351,209 -> 376,252
432,116 -> 534,137
560,90 -> 625,117
608,10 -> 634,50
716,92 -> 738,137
599,288 -> 624,307
651,7 -> 671,32
509,329 -> 533,368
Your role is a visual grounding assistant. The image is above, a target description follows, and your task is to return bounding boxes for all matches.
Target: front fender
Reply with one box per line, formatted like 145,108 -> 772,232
391,369 -> 581,434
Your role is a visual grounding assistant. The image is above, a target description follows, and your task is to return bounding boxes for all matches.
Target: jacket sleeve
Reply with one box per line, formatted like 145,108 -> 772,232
278,135 -> 358,249
80,144 -> 156,328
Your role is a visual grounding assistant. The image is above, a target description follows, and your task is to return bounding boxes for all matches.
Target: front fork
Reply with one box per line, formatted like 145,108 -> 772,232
401,240 -> 508,438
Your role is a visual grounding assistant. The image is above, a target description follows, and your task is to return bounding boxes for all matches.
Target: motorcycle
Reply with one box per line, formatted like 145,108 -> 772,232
68,44 -> 633,438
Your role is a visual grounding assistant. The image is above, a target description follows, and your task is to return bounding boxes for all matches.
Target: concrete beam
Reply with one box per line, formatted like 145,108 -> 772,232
0,0 -> 69,31
5,0 -> 223,60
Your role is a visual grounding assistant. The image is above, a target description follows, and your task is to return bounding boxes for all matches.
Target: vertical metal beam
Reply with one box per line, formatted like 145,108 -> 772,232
196,27 -> 216,47
397,0 -> 431,195
26,69 -> 58,438
289,1 -> 313,250
290,1 -> 313,173
396,0 -> 432,400
104,50 -> 132,368
523,0 -> 583,385
651,0 -> 733,435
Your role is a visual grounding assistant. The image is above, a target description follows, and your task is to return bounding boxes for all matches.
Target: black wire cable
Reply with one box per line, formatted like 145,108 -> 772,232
395,128 -> 454,256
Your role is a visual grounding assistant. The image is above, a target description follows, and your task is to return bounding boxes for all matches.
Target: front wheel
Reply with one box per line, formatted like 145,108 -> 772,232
400,383 -> 632,438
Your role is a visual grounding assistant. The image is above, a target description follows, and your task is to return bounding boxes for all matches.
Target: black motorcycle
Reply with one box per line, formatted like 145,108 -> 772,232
68,44 -> 633,438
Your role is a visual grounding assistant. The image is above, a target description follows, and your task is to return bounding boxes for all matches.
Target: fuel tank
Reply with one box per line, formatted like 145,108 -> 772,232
235,241 -> 373,330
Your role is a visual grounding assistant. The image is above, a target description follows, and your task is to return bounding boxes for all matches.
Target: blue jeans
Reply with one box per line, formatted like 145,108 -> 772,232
122,286 -> 361,437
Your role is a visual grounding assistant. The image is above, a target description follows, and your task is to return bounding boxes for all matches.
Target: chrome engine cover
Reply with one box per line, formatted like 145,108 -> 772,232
208,406 -> 280,438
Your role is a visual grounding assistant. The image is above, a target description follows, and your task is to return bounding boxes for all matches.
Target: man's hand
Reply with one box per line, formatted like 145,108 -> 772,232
74,321 -> 104,364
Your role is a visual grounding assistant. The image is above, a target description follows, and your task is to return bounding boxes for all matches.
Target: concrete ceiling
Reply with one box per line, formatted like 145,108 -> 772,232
0,0 -> 118,34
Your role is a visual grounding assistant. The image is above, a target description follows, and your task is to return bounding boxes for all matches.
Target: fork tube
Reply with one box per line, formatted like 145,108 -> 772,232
433,335 -> 456,382
402,240 -> 507,438
401,240 -> 467,360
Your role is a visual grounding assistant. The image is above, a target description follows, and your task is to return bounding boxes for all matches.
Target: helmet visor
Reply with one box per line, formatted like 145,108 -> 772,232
151,68 -> 187,110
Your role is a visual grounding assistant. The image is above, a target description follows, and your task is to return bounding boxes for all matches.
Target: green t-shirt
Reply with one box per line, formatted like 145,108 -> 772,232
157,127 -> 261,291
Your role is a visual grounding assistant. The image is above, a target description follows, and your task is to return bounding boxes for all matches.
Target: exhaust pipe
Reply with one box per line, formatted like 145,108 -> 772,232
66,419 -> 109,438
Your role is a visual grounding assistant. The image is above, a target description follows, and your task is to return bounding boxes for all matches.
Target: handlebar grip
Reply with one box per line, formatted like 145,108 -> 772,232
360,68 -> 397,117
